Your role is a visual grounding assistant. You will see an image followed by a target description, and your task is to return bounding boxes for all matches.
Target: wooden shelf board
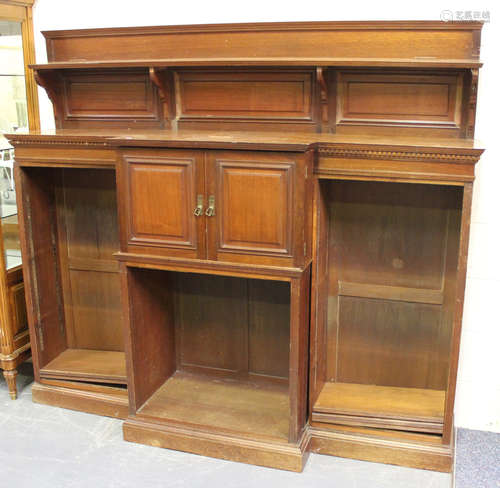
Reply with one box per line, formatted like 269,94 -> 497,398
137,371 -> 290,442
31,57 -> 483,70
5,128 -> 484,154
314,382 -> 445,423
40,349 -> 127,384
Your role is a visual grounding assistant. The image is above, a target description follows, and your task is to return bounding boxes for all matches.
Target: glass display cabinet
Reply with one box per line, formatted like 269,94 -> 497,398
0,0 -> 39,399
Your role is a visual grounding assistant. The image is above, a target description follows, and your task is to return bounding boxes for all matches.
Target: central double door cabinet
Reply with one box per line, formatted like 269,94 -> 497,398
118,149 -> 311,266
118,148 -> 312,469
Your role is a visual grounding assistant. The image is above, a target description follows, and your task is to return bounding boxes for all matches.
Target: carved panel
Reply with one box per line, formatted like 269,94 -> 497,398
175,70 -> 316,129
212,157 -> 294,257
9,283 -> 28,337
336,71 -> 463,131
126,156 -> 199,251
62,70 -> 161,127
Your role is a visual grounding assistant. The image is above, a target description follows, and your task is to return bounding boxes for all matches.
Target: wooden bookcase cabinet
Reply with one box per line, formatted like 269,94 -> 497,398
7,21 -> 485,473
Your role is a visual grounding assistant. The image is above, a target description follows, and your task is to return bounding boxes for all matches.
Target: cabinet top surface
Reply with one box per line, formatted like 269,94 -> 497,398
5,129 -> 485,156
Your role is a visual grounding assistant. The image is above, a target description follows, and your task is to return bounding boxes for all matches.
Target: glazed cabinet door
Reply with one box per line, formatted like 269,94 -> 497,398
119,149 -> 206,259
206,151 -> 305,267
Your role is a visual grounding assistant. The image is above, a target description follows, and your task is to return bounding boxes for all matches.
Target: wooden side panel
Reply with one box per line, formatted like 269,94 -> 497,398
126,267 -> 176,410
60,70 -> 162,128
9,282 -> 28,337
175,69 -> 317,131
443,184 -> 469,443
336,71 -> 463,129
289,267 -> 310,443
309,179 -> 331,408
16,168 -> 66,371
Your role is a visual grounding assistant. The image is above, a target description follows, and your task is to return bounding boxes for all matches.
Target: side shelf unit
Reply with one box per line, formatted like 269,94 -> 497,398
7,20 -> 485,472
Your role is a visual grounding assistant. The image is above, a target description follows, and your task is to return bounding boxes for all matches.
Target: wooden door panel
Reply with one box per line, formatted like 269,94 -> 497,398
206,151 -> 296,265
122,150 -> 205,259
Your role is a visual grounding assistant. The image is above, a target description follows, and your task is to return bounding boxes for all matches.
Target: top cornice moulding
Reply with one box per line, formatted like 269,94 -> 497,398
41,20 -> 485,38
4,131 -> 485,164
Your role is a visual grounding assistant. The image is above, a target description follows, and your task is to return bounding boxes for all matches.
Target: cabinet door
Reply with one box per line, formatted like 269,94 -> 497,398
206,151 -> 299,266
121,149 -> 206,259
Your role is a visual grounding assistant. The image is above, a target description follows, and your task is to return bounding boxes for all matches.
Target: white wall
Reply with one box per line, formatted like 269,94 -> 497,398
32,0 -> 500,433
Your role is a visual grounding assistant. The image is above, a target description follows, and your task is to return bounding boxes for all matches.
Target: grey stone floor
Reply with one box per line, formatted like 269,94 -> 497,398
0,363 -> 453,488
455,428 -> 500,488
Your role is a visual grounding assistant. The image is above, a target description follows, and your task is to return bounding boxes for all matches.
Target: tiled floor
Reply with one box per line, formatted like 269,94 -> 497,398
0,363 -> 453,488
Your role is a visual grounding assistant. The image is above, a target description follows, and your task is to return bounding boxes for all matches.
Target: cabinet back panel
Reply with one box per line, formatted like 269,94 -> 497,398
61,170 -> 119,261
176,273 -> 290,381
329,182 -> 453,289
67,270 -> 122,350
337,297 -> 448,389
323,180 -> 461,390
176,273 -> 248,373
56,169 -> 123,351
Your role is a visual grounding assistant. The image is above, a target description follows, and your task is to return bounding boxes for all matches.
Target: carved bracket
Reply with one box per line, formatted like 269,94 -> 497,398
316,67 -> 327,98
466,68 -> 479,138
33,69 -> 61,125
33,69 -> 58,107
149,67 -> 172,126
316,67 -> 328,126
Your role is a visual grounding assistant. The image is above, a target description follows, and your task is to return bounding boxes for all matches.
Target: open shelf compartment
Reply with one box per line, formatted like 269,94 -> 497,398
19,167 -> 125,388
124,266 -> 309,462
125,268 -> 298,443
311,179 -> 463,434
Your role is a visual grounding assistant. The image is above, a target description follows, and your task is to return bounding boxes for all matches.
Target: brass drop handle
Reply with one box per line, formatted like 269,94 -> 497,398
194,194 -> 204,216
205,195 -> 215,217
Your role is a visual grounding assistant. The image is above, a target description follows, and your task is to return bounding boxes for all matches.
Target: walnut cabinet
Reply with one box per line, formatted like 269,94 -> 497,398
7,20 -> 485,473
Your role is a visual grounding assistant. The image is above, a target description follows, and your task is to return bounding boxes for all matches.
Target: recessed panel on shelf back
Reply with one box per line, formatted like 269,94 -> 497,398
57,169 -> 122,351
